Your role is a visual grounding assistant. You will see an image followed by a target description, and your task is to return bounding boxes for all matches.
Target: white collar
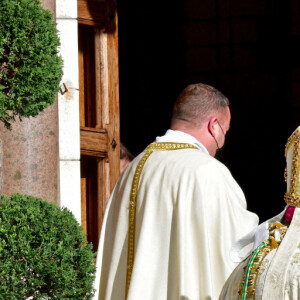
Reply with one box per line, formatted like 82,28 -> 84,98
155,129 -> 209,154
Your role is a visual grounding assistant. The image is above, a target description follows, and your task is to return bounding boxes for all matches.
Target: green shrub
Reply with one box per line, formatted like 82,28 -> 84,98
0,194 -> 96,299
0,0 -> 63,129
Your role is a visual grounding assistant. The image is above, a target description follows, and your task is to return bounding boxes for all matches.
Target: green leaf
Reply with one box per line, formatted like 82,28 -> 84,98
0,194 -> 96,298
0,0 -> 63,129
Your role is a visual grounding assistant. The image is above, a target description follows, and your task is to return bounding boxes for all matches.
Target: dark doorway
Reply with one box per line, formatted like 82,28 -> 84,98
118,0 -> 299,221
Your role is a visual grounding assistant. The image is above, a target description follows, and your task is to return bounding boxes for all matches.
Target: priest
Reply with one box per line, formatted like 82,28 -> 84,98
220,126 -> 300,300
94,83 -> 259,300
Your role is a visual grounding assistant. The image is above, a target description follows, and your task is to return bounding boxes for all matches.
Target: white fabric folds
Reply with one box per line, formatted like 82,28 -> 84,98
93,131 -> 258,300
230,209 -> 285,263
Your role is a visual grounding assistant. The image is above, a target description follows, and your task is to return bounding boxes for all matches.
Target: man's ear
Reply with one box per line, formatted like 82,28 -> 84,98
208,117 -> 217,137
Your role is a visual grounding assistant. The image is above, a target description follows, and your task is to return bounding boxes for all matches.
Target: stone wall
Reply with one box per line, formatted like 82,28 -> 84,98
0,0 -> 59,203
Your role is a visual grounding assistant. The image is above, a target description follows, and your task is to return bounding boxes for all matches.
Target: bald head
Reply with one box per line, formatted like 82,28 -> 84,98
171,83 -> 229,127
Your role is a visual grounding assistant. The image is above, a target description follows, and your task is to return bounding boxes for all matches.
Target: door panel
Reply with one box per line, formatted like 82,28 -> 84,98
78,0 -> 120,250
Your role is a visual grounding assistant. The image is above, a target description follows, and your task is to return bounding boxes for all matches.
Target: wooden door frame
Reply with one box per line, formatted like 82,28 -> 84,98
78,0 -> 120,249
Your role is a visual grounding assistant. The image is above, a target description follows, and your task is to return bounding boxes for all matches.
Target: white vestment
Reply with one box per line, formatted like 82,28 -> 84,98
94,130 -> 258,300
220,126 -> 300,300
220,208 -> 300,300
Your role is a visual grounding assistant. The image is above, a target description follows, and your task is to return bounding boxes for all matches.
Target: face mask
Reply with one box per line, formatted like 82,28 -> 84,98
215,145 -> 225,160
213,120 -> 226,160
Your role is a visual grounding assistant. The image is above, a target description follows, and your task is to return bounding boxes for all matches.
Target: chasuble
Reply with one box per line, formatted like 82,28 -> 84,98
94,130 -> 258,300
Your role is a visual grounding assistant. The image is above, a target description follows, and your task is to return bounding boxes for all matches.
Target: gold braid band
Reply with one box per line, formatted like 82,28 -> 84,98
285,128 -> 300,157
125,142 -> 198,299
284,194 -> 300,206
284,129 -> 300,207
238,240 -> 271,300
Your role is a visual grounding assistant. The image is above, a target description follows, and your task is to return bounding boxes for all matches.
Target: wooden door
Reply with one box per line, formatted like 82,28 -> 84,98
78,0 -> 120,250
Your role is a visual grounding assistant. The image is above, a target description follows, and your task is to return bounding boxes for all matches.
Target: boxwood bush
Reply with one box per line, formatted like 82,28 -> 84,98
0,0 -> 63,129
0,194 -> 96,299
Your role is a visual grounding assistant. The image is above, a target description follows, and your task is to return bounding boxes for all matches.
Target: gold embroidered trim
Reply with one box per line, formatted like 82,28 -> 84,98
125,142 -> 197,298
239,222 -> 288,300
284,193 -> 300,206
125,150 -> 153,297
269,222 -> 287,250
285,128 -> 300,157
284,128 -> 300,207
145,142 -> 198,151
238,240 -> 271,300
